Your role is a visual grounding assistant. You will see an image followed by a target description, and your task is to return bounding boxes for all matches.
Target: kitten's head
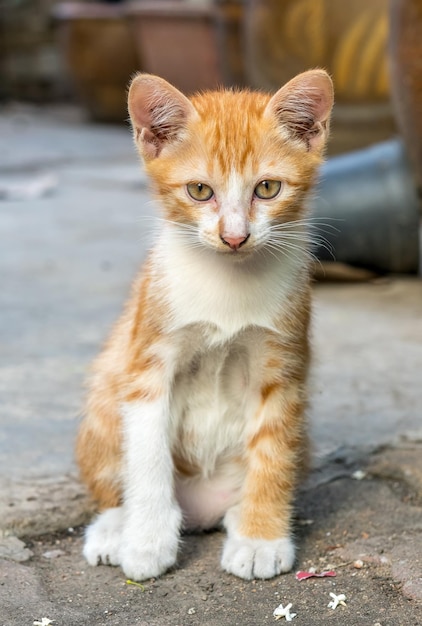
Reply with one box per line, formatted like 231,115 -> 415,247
128,71 -> 333,261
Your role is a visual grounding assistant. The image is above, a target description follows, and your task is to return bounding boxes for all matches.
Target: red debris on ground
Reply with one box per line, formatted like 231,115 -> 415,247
295,570 -> 336,581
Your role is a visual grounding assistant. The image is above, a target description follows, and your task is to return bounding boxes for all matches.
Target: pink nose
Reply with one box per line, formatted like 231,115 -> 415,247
220,234 -> 250,250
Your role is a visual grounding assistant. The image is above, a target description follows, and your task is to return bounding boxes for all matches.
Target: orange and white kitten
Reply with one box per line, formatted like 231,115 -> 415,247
76,70 -> 333,581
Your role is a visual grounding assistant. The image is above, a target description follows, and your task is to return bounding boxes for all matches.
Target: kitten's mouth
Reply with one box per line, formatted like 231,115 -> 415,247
218,242 -> 255,262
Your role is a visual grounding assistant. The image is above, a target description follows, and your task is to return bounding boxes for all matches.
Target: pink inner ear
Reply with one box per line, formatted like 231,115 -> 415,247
308,89 -> 331,124
139,128 -> 160,160
302,72 -> 333,124
128,77 -> 166,137
129,91 -> 155,134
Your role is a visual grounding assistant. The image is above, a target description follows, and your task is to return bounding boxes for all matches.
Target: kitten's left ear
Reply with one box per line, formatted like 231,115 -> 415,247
265,70 -> 334,152
128,73 -> 197,160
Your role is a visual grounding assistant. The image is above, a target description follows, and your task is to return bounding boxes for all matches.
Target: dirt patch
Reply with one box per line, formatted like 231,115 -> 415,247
1,453 -> 421,626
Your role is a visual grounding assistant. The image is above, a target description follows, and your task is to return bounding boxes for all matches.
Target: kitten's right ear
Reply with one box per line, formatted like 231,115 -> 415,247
128,74 -> 197,160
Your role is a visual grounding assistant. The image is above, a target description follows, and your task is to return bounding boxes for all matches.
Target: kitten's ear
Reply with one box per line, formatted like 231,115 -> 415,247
128,73 -> 197,160
265,70 -> 334,152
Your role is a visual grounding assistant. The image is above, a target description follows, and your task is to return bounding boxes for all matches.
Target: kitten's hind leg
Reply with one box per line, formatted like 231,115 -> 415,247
83,507 -> 123,567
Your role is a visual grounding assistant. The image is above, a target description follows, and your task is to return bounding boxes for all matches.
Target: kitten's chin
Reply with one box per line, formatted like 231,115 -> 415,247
215,246 -> 255,262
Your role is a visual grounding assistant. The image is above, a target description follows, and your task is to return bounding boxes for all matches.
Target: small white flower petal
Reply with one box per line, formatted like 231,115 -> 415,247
328,592 -> 347,609
273,603 -> 297,621
352,470 -> 366,480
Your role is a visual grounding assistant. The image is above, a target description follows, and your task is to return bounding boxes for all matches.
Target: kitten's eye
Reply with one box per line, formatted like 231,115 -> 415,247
187,182 -> 214,201
254,180 -> 282,199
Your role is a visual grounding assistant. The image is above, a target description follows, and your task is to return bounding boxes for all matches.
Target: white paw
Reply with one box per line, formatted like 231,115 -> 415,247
221,534 -> 295,580
120,506 -> 182,581
119,539 -> 178,581
83,507 -> 123,567
83,504 -> 182,580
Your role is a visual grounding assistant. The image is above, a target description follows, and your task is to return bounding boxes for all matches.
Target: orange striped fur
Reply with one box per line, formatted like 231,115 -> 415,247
76,70 -> 333,581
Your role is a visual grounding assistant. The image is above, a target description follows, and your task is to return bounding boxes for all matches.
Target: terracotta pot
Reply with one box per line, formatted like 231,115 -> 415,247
389,0 -> 422,195
54,2 -> 139,122
244,0 -> 396,154
125,0 -> 245,94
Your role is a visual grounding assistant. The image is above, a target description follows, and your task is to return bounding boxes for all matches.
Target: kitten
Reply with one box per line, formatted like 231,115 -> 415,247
76,70 -> 333,581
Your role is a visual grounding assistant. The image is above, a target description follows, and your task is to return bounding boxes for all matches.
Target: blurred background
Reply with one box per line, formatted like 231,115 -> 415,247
1,0 -> 421,275
0,0 -> 404,150
0,0 -> 416,147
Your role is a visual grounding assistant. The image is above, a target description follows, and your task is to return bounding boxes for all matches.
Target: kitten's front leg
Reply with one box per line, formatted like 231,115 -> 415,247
119,398 -> 182,580
221,378 -> 307,580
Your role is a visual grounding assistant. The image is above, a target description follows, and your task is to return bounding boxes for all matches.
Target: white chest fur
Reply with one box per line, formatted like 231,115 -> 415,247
150,226 -> 307,479
154,226 -> 305,340
169,328 -> 259,471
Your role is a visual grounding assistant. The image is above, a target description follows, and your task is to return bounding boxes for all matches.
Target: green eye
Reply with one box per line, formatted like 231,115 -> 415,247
187,182 -> 214,201
254,180 -> 282,199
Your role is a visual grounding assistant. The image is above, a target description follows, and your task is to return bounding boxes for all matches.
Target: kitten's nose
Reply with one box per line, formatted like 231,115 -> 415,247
220,234 -> 250,250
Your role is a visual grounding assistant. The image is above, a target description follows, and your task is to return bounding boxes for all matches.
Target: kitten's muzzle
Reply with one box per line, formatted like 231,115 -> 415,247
220,233 -> 250,251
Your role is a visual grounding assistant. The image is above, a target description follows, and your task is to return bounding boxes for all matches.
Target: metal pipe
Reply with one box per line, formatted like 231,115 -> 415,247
311,140 -> 420,273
